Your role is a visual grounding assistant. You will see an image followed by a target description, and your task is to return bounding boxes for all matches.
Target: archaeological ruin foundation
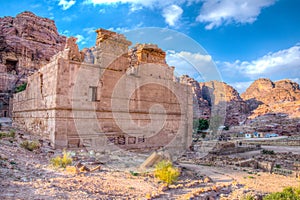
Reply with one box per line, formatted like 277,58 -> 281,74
12,29 -> 193,152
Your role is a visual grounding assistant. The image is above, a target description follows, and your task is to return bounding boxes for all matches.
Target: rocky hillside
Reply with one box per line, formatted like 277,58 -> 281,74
180,76 -> 250,126
199,81 -> 250,126
181,76 -> 299,135
241,78 -> 300,110
179,75 -> 211,120
241,78 -> 300,119
0,11 -> 66,74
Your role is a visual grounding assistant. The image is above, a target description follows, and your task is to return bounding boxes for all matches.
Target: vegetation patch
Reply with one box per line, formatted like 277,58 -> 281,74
263,186 -> 300,200
15,83 -> 27,93
20,140 -> 40,151
50,150 -> 72,168
261,149 -> 275,155
154,160 -> 180,185
0,131 -> 15,139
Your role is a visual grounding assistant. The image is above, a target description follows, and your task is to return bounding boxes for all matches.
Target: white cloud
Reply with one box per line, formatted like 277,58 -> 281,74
83,27 -> 96,34
99,8 -> 106,13
221,44 -> 300,79
290,78 -> 300,85
229,81 -> 253,93
58,0 -> 76,10
60,30 -> 71,36
162,5 -> 183,26
75,34 -> 87,45
166,50 -> 222,81
83,0 -> 191,26
197,0 -> 276,30
108,27 -> 131,33
129,4 -> 143,12
107,23 -> 143,33
82,0 -> 276,28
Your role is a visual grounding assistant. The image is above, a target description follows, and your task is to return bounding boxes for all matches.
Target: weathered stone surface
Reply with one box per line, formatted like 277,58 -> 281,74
0,11 -> 66,71
179,75 -> 210,119
240,78 -> 300,133
200,81 -> 250,126
129,43 -> 167,66
242,78 -> 300,110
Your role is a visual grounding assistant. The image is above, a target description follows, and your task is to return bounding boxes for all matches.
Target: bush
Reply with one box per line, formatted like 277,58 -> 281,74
261,149 -> 275,155
198,119 -> 209,131
154,160 -> 180,185
50,150 -> 72,168
15,83 -> 27,93
0,131 -> 16,139
20,140 -> 40,151
9,129 -> 15,138
263,186 -> 300,200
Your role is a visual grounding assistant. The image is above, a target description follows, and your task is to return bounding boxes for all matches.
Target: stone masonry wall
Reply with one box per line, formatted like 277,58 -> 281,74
13,29 -> 193,153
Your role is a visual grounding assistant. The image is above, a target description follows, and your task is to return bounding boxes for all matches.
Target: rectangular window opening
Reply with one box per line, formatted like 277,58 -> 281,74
89,86 -> 98,101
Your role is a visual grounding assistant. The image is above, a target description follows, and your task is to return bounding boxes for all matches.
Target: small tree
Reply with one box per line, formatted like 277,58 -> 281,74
198,119 -> 209,131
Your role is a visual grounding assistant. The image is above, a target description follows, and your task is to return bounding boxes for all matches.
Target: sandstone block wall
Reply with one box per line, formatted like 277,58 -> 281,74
13,29 -> 193,153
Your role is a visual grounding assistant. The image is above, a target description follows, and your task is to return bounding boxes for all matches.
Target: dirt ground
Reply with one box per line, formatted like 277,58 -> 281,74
1,128 -> 300,199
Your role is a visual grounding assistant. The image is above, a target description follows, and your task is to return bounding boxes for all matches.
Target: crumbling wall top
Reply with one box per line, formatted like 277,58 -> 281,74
130,43 -> 167,66
65,37 -> 82,62
95,29 -> 131,46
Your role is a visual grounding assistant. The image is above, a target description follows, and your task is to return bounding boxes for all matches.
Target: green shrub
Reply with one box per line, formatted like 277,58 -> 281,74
130,171 -> 139,176
15,83 -> 27,93
261,149 -> 275,155
20,140 -> 40,151
9,129 -> 15,138
275,164 -> 281,169
264,186 -> 300,200
154,160 -> 180,185
0,131 -> 16,139
50,150 -> 72,168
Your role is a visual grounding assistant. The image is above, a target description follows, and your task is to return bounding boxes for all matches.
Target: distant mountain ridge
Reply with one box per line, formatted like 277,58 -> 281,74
181,76 -> 300,135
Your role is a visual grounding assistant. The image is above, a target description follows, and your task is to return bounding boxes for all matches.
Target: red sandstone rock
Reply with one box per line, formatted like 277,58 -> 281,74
0,11 -> 66,72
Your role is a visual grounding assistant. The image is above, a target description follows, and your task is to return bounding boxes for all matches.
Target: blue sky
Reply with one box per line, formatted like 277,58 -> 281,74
0,0 -> 300,92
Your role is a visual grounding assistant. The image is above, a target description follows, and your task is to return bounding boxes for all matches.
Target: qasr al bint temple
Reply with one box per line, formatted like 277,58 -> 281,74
12,29 -> 193,151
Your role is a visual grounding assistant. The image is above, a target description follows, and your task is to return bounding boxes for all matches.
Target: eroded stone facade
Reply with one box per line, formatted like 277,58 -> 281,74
13,29 -> 193,152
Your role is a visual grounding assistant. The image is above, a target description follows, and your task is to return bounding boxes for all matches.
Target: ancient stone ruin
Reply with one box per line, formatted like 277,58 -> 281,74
12,29 -> 193,153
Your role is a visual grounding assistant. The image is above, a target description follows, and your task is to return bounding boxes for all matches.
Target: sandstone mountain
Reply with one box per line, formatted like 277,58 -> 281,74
180,76 -> 299,135
180,76 -> 249,126
241,78 -> 300,109
199,81 -> 249,126
0,11 -> 66,73
241,78 -> 300,120
179,75 -> 210,120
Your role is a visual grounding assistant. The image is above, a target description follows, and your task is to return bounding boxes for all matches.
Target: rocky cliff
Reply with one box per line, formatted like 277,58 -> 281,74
179,75 -> 211,119
241,78 -> 300,109
180,76 -> 250,126
241,78 -> 300,119
0,11 -> 66,74
183,76 -> 299,135
199,81 -> 250,126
